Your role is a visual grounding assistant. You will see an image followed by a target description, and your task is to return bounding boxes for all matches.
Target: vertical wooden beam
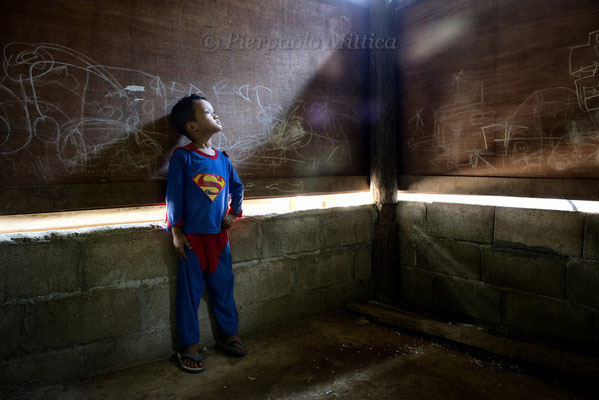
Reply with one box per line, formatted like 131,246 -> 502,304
370,0 -> 400,304
370,0 -> 399,206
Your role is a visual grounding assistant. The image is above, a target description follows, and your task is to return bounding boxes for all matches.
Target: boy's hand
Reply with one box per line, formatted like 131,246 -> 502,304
172,227 -> 192,260
221,214 -> 237,230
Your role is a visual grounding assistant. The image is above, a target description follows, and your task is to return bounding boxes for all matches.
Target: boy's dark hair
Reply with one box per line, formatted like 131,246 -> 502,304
171,94 -> 208,138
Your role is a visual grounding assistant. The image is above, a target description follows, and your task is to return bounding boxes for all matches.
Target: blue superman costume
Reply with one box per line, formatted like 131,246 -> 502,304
165,143 -> 244,347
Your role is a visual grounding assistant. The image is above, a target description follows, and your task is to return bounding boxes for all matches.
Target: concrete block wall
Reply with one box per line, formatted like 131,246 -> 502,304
0,205 -> 375,388
397,201 -> 599,354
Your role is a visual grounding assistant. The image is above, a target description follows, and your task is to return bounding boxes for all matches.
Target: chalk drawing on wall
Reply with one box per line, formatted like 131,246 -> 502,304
0,42 -> 359,185
208,79 -> 358,173
570,30 -> 599,112
407,30 -> 599,175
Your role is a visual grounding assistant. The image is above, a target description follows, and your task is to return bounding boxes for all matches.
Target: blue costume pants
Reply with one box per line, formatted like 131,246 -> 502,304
176,242 -> 239,346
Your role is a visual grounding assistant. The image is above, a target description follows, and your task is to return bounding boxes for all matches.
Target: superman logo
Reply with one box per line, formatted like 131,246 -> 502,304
192,173 -> 225,202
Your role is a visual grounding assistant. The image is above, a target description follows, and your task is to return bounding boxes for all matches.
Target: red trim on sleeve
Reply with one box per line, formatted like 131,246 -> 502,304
165,210 -> 183,228
226,205 -> 243,218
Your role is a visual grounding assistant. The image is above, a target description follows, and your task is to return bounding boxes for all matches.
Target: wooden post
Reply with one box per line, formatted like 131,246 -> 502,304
370,0 -> 400,303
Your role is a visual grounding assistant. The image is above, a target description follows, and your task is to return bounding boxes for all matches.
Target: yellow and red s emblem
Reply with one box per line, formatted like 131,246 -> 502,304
192,173 -> 225,202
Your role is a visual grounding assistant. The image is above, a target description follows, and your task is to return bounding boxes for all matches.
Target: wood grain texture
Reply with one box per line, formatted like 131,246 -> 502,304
398,0 -> 599,181
0,0 -> 370,212
346,301 -> 599,378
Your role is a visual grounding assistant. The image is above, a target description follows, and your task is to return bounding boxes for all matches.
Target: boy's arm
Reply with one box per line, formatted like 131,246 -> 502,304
166,150 -> 193,259
222,159 -> 244,230
165,150 -> 185,231
228,161 -> 244,217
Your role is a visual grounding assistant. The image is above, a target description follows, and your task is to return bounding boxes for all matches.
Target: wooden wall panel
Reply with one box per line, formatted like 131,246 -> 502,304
398,0 -> 599,182
0,0 -> 370,214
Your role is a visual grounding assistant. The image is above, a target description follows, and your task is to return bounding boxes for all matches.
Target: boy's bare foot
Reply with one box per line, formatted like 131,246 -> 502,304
181,344 -> 203,369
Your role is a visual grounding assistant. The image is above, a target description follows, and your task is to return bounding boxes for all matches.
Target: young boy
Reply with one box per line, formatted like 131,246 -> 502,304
166,94 -> 246,373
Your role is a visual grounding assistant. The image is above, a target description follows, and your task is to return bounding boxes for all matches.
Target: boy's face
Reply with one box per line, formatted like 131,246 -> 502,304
186,99 -> 222,140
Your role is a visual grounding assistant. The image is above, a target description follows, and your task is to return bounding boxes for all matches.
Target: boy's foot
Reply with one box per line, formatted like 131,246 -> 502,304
180,344 -> 204,370
218,334 -> 248,357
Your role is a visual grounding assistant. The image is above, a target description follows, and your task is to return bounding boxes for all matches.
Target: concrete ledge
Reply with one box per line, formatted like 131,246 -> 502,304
427,203 -> 494,244
481,247 -> 566,298
495,208 -> 584,257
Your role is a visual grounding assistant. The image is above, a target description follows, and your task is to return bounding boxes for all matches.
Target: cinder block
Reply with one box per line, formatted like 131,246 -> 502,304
432,274 -> 502,324
503,292 -> 593,350
259,212 -> 323,258
229,217 -> 260,262
234,258 -> 292,305
30,289 -> 141,351
322,280 -> 371,312
0,346 -> 81,388
236,302 -> 261,337
400,266 -> 433,310
396,201 -> 426,234
593,314 -> 599,356
481,247 -> 566,298
354,245 -> 372,281
82,229 -> 173,288
294,249 -> 353,291
0,304 -> 25,358
141,283 -> 172,331
567,259 -> 599,308
1,239 -> 80,300
416,236 -> 480,280
583,214 -> 599,260
197,300 -> 215,345
80,325 -> 173,376
399,233 -> 417,266
495,207 -> 584,257
427,203 -> 494,243
323,206 -> 375,247
259,291 -> 324,328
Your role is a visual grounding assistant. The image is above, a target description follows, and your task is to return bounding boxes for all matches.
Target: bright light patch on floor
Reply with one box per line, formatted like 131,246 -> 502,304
0,191 -> 373,234
397,191 -> 599,213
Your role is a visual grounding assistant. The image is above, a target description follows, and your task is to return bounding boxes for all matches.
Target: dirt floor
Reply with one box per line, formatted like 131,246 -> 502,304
3,310 -> 598,399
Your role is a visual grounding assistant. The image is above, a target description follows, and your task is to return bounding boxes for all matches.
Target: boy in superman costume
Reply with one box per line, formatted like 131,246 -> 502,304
166,94 -> 246,373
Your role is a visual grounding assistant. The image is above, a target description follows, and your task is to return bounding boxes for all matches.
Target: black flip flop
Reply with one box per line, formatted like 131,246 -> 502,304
217,339 -> 248,357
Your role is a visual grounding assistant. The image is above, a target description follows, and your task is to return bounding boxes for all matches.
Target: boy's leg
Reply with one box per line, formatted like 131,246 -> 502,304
204,243 -> 243,345
176,245 -> 206,367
